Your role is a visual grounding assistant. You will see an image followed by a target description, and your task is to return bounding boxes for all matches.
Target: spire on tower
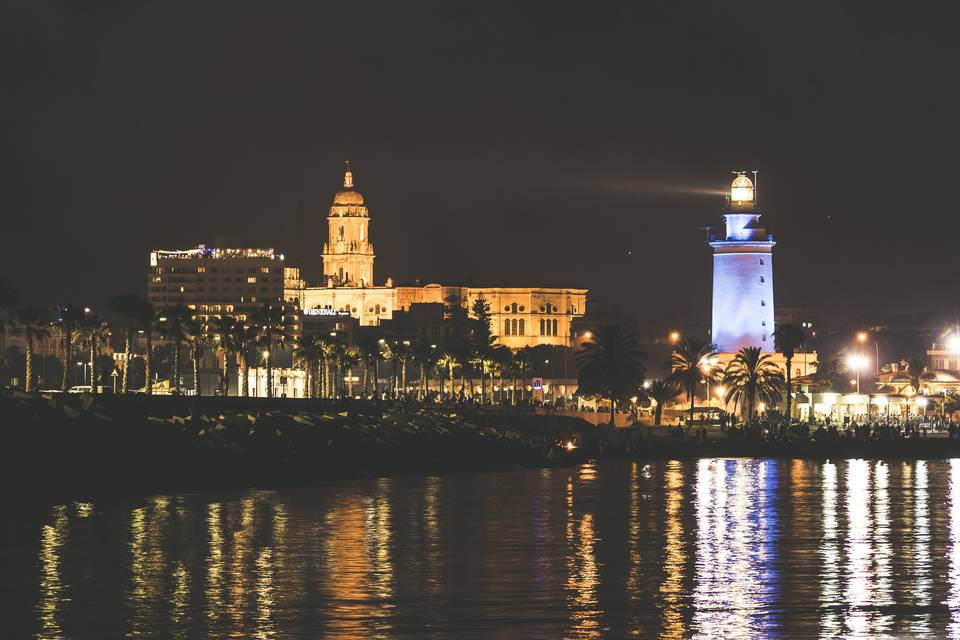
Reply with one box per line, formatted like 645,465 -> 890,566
343,160 -> 353,188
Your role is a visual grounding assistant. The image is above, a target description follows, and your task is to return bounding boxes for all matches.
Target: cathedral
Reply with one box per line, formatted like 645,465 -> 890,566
287,163 -> 587,349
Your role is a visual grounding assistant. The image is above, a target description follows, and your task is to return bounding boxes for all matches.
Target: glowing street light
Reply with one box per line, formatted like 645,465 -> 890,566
846,353 -> 868,394
947,332 -> 960,355
669,331 -> 681,344
856,331 -> 880,375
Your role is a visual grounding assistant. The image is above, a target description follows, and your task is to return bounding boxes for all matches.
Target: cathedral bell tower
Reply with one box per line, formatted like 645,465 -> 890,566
709,171 -> 776,353
322,161 -> 375,287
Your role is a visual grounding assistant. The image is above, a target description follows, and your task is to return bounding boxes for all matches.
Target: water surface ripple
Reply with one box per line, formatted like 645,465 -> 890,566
7,459 -> 960,638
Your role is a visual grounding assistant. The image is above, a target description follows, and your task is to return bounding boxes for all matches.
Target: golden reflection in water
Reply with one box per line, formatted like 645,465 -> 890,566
659,461 -> 686,640
228,496 -> 256,631
37,504 -> 68,640
254,548 -> 275,640
127,495 -> 172,638
206,502 -> 224,630
578,461 -> 597,483
565,512 -> 599,639
74,501 -> 94,518
819,462 -> 840,639
911,461 -> 932,636
367,478 -> 395,624
424,476 -> 441,595
170,560 -> 191,639
947,460 -> 960,636
628,462 -> 641,592
325,497 -> 368,637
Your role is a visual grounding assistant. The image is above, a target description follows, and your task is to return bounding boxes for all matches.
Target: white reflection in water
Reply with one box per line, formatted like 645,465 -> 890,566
948,460 -> 960,636
873,461 -> 893,628
912,461 -> 932,636
692,459 -> 776,638
819,462 -> 840,639
844,460 -> 872,636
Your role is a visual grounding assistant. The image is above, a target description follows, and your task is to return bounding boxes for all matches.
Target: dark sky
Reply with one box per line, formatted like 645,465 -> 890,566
4,1 -> 960,337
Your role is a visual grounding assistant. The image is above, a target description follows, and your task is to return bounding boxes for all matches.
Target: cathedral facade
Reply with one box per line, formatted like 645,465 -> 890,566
288,163 -> 587,349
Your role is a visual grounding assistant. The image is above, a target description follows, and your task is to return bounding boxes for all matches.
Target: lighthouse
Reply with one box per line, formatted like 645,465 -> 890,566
709,172 -> 775,353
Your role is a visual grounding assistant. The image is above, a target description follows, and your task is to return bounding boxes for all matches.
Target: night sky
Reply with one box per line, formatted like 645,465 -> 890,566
5,1 -> 959,337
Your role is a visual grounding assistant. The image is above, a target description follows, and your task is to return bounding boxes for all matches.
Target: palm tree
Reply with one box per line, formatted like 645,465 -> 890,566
231,320 -> 258,397
470,294 -> 495,404
491,345 -> 514,404
392,340 -> 413,398
10,306 -> 51,392
575,324 -> 648,426
355,335 -> 382,398
0,280 -> 20,369
413,340 -> 439,400
721,346 -> 785,422
252,302 -> 290,398
513,347 -> 533,405
774,323 -> 806,421
188,330 -> 210,396
72,315 -> 111,395
647,378 -> 681,425
56,303 -> 83,392
138,304 -> 159,394
158,303 -> 193,394
211,316 -> 244,396
667,337 -> 719,425
436,351 -> 459,400
293,336 -> 323,398
330,343 -> 359,398
108,293 -> 149,394
906,356 -> 928,401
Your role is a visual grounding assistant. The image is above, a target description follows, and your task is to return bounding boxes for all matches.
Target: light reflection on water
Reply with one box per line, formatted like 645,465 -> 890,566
15,459 -> 960,638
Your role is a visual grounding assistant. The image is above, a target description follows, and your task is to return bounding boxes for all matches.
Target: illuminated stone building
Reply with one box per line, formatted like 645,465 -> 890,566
322,162 -> 375,287
147,239 -> 297,328
289,164 -> 587,349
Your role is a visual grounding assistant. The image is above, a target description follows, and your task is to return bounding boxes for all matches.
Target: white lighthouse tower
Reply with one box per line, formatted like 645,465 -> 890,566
709,172 -> 775,353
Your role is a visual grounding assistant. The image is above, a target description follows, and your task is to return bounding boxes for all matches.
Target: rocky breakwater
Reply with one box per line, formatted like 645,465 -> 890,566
0,391 -> 593,499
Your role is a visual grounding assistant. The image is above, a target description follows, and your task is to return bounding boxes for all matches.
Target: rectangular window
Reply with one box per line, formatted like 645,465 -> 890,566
247,277 -> 257,284
261,267 -> 270,273
519,319 -> 525,335
197,267 -> 206,273
540,319 -> 545,335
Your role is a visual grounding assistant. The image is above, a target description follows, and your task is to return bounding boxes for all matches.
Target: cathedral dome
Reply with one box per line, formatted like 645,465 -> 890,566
333,188 -> 365,206
329,161 -> 368,215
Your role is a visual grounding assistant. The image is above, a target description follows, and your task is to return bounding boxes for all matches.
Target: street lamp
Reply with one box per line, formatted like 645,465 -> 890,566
669,331 -> 681,344
846,353 -> 868,394
857,332 -> 879,376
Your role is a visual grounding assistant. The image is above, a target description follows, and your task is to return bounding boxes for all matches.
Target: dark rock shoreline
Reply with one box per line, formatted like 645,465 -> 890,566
0,392 -> 591,501
5,392 -> 960,502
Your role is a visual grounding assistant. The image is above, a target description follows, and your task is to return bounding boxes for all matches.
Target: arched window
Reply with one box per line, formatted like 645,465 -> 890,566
540,319 -> 545,335
338,226 -> 344,241
518,319 -> 525,335
511,303 -> 518,313
552,319 -> 558,336
504,319 -> 511,335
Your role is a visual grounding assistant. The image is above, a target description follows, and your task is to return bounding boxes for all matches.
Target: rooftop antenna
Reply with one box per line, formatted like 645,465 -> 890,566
752,170 -> 759,208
